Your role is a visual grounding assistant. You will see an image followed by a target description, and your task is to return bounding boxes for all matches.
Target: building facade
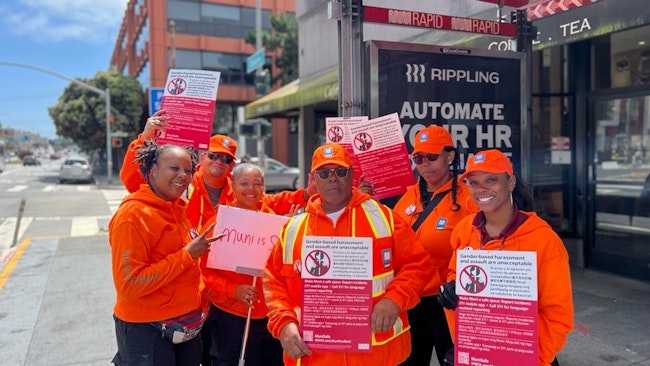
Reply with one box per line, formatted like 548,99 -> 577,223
245,0 -> 650,281
110,0 -> 296,161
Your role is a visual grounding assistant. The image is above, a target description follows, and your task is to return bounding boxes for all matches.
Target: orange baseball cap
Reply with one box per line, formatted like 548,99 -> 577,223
460,149 -> 514,181
311,143 -> 354,172
208,134 -> 237,159
412,125 -> 453,155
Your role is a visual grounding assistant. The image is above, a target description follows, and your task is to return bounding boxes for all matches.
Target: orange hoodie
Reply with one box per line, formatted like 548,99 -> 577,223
109,184 -> 204,323
264,189 -> 432,366
201,201 -> 277,319
394,178 -> 478,296
445,211 -> 573,366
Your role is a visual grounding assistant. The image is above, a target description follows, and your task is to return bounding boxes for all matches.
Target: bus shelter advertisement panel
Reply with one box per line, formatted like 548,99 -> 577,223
372,42 -> 523,175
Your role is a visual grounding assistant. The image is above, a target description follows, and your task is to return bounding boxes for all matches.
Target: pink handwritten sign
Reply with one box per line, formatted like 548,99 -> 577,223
206,205 -> 288,273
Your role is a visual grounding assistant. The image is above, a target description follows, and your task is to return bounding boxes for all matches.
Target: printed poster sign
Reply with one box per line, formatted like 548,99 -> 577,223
157,69 -> 221,150
454,250 -> 538,365
326,114 -> 415,199
207,206 -> 288,274
325,116 -> 368,187
301,236 -> 373,352
369,41 -> 525,195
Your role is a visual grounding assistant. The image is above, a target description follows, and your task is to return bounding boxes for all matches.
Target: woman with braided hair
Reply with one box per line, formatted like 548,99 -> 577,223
394,125 -> 478,366
109,142 -> 223,366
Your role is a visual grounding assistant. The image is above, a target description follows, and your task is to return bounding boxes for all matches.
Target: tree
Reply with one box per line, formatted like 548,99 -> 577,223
246,12 -> 298,86
48,67 -> 143,153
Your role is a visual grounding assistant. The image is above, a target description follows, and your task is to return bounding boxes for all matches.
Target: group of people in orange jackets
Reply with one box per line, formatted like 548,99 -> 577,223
108,110 -> 573,366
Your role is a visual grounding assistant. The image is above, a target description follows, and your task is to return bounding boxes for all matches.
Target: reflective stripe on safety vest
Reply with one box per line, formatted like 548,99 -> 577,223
282,213 -> 308,264
372,271 -> 394,297
280,200 -> 408,346
359,200 -> 393,238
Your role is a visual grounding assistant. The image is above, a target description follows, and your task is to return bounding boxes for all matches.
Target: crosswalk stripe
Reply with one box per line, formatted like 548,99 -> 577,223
8,185 -> 27,192
70,217 -> 100,237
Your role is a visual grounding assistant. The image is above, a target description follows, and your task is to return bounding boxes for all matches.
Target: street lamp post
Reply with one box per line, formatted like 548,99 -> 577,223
0,61 -> 113,183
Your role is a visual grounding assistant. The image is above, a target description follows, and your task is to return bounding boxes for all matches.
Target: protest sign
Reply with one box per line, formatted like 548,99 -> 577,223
454,250 -> 538,365
207,206 -> 288,275
157,69 -> 221,150
300,236 -> 373,352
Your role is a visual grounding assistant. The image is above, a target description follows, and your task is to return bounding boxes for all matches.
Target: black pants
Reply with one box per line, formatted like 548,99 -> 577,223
401,295 -> 453,366
208,305 -> 283,366
112,314 -> 202,366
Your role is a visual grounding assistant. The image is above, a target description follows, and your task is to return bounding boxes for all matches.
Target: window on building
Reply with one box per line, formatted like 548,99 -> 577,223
135,17 -> 149,56
137,61 -> 150,90
169,49 -> 263,87
166,0 -> 273,39
530,45 -> 575,232
174,49 -> 202,69
167,0 -> 200,21
592,24 -> 650,90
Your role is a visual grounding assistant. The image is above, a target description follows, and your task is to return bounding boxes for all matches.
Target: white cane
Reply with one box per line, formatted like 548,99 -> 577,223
238,276 -> 257,366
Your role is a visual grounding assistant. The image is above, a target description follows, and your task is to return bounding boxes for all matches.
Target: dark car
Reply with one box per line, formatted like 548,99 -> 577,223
23,155 -> 41,166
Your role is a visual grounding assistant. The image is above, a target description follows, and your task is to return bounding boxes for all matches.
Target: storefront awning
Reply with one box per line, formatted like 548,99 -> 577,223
245,67 -> 338,119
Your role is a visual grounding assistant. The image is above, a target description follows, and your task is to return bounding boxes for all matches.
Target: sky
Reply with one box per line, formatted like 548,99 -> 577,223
0,0 -> 129,139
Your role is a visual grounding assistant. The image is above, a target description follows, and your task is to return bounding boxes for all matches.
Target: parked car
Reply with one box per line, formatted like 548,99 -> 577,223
23,155 -> 41,166
249,157 -> 299,191
59,156 -> 94,184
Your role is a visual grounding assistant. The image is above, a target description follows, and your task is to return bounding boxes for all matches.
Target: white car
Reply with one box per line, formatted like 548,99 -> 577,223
249,157 -> 299,191
59,156 -> 94,184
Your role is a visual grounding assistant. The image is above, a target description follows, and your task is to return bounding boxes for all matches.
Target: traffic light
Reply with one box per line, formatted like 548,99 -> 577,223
112,138 -> 122,148
260,123 -> 272,136
254,69 -> 270,97
240,124 -> 256,136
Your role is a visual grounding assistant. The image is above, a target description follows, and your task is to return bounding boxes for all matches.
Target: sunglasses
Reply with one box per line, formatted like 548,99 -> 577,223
315,167 -> 351,180
412,153 -> 441,164
206,152 -> 234,164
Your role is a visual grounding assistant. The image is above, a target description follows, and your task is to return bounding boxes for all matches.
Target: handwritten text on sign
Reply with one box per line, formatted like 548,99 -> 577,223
207,205 -> 288,273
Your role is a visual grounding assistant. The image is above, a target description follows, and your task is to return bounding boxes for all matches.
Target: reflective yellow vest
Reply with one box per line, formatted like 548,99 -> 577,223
280,199 -> 410,346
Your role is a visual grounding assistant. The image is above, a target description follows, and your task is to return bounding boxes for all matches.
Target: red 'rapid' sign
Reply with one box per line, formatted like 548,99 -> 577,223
363,6 -> 517,37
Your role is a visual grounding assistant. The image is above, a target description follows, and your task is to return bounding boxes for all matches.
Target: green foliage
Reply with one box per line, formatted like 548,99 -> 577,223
246,12 -> 298,86
48,67 -> 143,153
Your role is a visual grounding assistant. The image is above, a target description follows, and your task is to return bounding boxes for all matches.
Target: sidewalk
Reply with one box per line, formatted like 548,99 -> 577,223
558,269 -> 650,365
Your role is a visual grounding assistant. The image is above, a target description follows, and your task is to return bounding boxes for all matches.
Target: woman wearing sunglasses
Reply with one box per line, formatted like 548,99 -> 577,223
393,125 -> 478,366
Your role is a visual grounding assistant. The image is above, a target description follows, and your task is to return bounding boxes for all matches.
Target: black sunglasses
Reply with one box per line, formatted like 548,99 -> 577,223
206,152 -> 234,164
412,153 -> 440,164
315,167 -> 351,180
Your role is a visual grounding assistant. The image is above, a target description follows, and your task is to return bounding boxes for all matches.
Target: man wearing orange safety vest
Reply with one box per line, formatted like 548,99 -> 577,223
264,143 -> 433,366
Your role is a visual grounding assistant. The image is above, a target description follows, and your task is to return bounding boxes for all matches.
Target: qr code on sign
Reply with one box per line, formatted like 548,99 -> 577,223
303,330 -> 313,342
458,351 -> 469,364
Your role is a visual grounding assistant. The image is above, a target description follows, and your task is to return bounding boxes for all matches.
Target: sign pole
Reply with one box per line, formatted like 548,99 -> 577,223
339,0 -> 364,117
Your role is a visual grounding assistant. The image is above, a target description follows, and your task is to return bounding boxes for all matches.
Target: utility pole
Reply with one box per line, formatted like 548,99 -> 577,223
255,0 -> 267,167
169,20 -> 176,68
0,62 -> 113,183
338,0 -> 363,117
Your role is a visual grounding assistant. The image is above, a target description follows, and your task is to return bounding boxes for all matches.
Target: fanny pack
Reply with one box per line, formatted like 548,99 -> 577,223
152,308 -> 207,344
